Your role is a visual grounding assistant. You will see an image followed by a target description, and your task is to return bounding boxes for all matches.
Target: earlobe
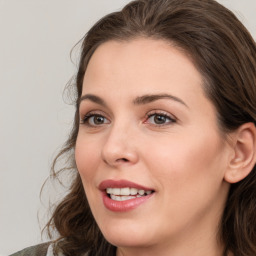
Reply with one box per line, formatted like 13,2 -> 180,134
224,122 -> 256,184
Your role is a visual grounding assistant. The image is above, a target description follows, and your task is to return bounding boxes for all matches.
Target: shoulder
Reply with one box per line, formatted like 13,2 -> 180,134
9,243 -> 51,256
9,242 -> 89,256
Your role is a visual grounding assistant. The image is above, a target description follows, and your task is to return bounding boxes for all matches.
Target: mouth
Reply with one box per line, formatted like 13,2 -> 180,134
99,179 -> 155,211
106,187 -> 154,201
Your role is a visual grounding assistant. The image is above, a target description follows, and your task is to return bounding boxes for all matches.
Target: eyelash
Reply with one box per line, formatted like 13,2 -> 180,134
144,111 -> 176,126
80,110 -> 176,127
80,111 -> 109,126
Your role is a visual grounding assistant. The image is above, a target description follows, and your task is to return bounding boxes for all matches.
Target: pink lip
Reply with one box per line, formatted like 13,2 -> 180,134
99,179 -> 155,212
99,179 -> 154,191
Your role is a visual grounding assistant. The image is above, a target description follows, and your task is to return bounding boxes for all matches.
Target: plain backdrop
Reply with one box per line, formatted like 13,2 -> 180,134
0,1 -> 255,255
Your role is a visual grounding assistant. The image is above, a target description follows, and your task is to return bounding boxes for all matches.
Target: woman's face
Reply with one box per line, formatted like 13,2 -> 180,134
76,38 -> 232,254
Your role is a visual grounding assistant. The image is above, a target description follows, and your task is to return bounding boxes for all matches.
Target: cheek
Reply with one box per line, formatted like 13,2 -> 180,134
145,132 -> 229,222
75,136 -> 101,181
145,131 -> 226,189
75,137 -> 103,214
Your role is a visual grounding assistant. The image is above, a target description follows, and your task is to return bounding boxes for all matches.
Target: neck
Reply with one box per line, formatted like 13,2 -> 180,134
116,239 -> 225,256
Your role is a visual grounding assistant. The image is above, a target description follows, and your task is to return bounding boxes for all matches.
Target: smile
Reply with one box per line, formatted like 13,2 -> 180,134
106,187 -> 153,201
99,180 -> 155,211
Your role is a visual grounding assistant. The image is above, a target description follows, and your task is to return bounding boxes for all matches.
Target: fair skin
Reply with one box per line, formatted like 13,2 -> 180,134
75,38 -> 254,256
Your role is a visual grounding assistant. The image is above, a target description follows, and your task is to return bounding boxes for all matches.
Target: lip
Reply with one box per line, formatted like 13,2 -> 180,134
99,179 -> 154,191
99,179 -> 154,212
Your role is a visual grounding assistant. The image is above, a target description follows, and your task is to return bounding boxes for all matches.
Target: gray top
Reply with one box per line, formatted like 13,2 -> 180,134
9,243 -> 88,256
9,243 -> 50,256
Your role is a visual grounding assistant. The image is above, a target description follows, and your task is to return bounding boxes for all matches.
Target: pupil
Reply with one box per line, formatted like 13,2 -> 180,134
154,115 -> 166,124
94,116 -> 104,124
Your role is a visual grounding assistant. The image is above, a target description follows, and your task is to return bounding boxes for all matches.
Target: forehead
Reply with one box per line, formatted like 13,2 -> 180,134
82,38 -> 205,107
86,39 -> 201,83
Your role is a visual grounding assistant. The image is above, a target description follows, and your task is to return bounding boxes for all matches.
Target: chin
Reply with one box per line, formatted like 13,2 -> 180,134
105,233 -> 152,248
100,222 -> 154,248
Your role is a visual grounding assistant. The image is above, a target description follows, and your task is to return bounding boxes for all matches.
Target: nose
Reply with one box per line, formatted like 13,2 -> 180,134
101,123 -> 139,168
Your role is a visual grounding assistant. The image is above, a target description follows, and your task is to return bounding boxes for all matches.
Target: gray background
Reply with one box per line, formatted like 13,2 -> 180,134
0,1 -> 255,255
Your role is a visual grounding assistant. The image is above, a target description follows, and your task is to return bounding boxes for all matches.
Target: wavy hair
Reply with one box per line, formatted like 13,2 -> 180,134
45,0 -> 256,255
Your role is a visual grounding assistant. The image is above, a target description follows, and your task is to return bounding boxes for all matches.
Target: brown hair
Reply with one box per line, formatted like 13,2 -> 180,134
45,0 -> 256,255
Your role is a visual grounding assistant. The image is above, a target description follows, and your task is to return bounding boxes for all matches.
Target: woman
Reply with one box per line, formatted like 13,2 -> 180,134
11,0 -> 256,255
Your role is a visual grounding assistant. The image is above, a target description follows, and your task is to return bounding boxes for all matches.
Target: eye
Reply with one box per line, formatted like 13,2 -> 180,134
145,112 -> 176,126
81,113 -> 110,126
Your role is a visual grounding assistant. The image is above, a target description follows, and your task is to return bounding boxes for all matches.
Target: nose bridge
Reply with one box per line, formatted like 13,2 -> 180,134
101,118 -> 138,166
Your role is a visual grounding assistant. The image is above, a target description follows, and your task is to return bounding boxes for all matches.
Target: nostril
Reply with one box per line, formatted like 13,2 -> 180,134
103,158 -> 128,166
117,158 -> 129,162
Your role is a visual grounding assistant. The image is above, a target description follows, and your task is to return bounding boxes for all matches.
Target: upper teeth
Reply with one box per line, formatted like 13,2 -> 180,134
106,187 -> 152,196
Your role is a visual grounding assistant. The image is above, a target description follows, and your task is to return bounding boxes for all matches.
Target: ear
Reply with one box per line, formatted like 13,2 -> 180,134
224,122 -> 256,184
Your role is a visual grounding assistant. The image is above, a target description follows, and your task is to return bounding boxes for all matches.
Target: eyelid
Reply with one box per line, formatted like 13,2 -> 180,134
80,110 -> 110,126
143,110 -> 177,125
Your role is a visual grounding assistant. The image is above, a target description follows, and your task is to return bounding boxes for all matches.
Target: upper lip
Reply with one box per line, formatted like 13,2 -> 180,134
99,179 -> 154,191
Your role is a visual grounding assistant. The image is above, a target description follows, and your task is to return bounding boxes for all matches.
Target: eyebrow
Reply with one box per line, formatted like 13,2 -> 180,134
79,93 -> 188,108
133,93 -> 188,108
79,94 -> 107,107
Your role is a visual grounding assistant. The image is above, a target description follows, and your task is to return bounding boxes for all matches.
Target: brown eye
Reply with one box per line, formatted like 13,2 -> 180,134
146,113 -> 176,126
92,115 -> 105,125
153,114 -> 168,124
81,114 -> 110,126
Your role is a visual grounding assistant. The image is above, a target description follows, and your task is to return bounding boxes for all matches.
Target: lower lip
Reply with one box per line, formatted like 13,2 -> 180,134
102,193 -> 153,212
